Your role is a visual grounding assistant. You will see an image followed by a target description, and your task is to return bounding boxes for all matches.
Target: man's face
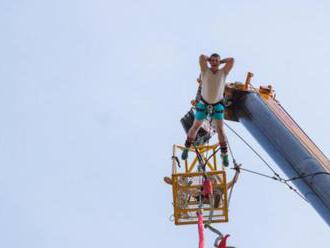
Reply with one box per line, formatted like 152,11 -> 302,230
209,56 -> 221,67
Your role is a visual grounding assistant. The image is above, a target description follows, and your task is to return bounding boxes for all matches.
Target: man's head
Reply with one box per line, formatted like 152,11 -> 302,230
209,53 -> 221,68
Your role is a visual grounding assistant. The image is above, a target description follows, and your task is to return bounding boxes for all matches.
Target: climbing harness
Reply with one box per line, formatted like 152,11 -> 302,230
195,97 -> 225,117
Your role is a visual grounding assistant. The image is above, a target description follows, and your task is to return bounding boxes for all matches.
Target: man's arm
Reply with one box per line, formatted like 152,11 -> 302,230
197,73 -> 202,84
220,57 -> 234,75
199,54 -> 209,73
226,167 -> 240,190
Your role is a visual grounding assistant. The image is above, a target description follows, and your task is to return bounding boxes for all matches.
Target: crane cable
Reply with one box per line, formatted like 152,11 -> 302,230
224,123 -> 309,202
224,123 -> 280,177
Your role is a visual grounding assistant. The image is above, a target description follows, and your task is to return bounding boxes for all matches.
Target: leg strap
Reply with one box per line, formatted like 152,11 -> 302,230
220,143 -> 228,154
185,139 -> 193,148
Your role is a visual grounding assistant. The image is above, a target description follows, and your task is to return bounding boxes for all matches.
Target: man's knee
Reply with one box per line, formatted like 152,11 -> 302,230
216,125 -> 223,131
191,125 -> 199,132
215,121 -> 224,132
192,121 -> 203,130
216,126 -> 224,135
188,121 -> 202,138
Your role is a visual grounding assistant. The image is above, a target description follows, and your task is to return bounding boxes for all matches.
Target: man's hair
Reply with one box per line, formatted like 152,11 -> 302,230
210,53 -> 220,58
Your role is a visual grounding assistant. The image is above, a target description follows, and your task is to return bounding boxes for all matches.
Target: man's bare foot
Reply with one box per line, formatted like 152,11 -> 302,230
163,176 -> 172,185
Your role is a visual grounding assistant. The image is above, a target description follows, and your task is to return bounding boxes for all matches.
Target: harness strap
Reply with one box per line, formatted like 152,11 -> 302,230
196,107 -> 206,112
201,97 -> 224,106
202,178 -> 213,197
195,105 -> 224,114
195,97 -> 225,116
218,234 -> 230,248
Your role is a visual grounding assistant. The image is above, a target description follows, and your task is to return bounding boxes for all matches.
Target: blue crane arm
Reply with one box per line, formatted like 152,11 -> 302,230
228,88 -> 330,226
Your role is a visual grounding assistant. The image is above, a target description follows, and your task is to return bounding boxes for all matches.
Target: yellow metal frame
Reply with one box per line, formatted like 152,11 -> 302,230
174,144 -> 222,173
171,144 -> 229,225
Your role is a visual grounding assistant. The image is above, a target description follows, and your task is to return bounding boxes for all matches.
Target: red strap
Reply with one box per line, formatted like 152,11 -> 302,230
202,178 -> 213,197
218,234 -> 230,248
197,213 -> 204,248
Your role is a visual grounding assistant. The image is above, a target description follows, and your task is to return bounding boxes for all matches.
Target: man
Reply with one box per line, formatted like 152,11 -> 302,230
193,167 -> 240,208
182,53 -> 234,166
163,165 -> 240,208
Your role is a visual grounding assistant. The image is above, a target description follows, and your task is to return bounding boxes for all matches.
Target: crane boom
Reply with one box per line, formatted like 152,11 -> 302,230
226,83 -> 330,227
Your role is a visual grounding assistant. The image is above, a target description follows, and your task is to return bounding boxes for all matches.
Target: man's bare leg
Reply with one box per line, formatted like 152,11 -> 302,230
181,120 -> 204,160
187,120 -> 204,142
214,119 -> 226,143
214,119 -> 229,166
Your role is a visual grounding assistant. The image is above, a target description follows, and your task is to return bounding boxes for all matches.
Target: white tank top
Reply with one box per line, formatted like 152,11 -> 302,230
201,68 -> 226,104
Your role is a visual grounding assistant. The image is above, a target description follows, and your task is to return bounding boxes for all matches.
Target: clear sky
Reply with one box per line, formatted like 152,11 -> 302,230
1,0 -> 329,247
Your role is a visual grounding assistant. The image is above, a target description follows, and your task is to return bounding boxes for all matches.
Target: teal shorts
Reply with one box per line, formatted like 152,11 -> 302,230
195,101 -> 224,121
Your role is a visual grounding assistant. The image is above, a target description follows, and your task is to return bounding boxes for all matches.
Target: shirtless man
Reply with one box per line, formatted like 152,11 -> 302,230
182,53 -> 234,166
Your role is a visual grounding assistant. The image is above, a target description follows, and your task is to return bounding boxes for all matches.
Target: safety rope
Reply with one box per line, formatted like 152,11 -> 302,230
204,224 -> 223,247
193,143 -> 207,172
224,123 -> 309,202
234,166 -> 307,201
198,145 -> 220,169
224,123 -> 280,178
285,172 -> 330,182
238,167 -> 278,181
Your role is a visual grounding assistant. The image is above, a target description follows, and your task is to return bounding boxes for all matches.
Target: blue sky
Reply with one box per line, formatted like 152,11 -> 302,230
1,0 -> 329,247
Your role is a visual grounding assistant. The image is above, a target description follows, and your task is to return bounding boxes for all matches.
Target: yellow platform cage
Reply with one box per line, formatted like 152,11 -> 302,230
171,144 -> 229,225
